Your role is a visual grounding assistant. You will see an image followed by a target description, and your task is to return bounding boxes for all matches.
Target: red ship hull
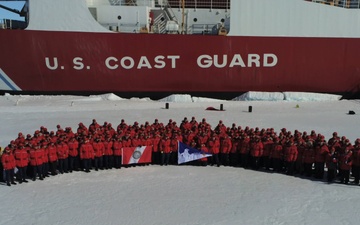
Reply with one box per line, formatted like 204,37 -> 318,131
1,29 -> 360,97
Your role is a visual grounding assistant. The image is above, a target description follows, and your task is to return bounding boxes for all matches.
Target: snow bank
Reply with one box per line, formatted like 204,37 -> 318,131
233,92 -> 285,101
158,94 -> 193,103
284,92 -> 342,101
232,92 -> 342,101
192,97 -> 226,103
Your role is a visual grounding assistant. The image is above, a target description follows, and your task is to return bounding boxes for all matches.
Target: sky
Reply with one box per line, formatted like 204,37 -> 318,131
0,92 -> 360,225
0,1 -> 25,21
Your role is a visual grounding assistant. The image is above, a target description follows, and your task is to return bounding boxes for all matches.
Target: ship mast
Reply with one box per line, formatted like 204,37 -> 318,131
181,0 -> 185,34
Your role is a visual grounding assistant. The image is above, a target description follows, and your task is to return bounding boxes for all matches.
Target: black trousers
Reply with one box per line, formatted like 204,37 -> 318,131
314,162 -> 325,179
17,166 -> 27,181
82,159 -> 91,172
212,154 -> 221,167
94,156 -> 103,170
42,163 -> 49,177
58,158 -> 68,173
285,161 -> 295,175
352,165 -> 360,184
4,169 -> 15,184
49,161 -> 57,175
272,158 -> 283,172
103,155 -> 113,169
161,153 -> 170,165
114,155 -> 122,168
229,153 -> 239,167
303,163 -> 313,177
341,169 -> 350,184
221,153 -> 230,166
327,168 -> 336,183
32,165 -> 43,180
69,156 -> 77,172
240,153 -> 249,168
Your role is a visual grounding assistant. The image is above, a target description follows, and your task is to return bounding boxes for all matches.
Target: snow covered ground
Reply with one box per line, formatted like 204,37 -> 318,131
0,92 -> 360,225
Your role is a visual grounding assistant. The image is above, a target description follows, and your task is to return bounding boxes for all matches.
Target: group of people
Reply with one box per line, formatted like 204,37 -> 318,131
1,117 -> 360,187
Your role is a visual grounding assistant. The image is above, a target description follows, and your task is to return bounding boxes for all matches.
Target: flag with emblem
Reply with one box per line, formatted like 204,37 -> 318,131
122,146 -> 152,165
178,141 -> 212,164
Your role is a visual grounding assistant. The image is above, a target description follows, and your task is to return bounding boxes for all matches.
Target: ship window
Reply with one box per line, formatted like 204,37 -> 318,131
194,18 -> 198,22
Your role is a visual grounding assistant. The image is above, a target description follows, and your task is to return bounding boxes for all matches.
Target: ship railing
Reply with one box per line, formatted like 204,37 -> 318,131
309,0 -> 360,9
189,23 -> 218,35
107,22 -> 147,33
107,0 -> 231,10
165,0 -> 230,11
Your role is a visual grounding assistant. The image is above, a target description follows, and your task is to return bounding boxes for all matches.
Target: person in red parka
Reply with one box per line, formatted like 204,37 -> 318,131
326,147 -> 338,183
93,138 -> 105,171
47,142 -> 58,175
220,135 -> 232,166
170,134 -> 179,165
160,135 -> 171,166
103,136 -> 114,169
314,141 -> 329,179
199,144 -> 209,166
14,144 -> 29,183
339,147 -> 353,184
239,135 -> 251,168
68,137 -> 79,172
283,140 -> 298,175
302,141 -> 315,177
262,137 -> 273,170
112,137 -> 123,169
80,139 -> 94,172
152,134 -> 161,165
1,147 -> 17,186
351,139 -> 360,185
42,143 -> 50,179
230,135 -> 240,167
250,137 -> 263,170
56,140 -> 69,174
29,144 -> 44,181
207,135 -> 221,167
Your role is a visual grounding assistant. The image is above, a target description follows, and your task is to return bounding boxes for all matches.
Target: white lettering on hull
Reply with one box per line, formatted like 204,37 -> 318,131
45,54 -> 278,71
105,55 -> 181,70
197,54 -> 278,68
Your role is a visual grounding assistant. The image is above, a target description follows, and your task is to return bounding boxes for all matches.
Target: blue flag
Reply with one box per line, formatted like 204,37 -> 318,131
178,141 -> 212,164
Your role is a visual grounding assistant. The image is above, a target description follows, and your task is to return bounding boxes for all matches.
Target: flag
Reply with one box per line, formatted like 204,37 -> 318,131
178,142 -> 212,164
122,146 -> 152,165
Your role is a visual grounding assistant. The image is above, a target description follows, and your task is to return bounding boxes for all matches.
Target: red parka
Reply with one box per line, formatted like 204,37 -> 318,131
270,143 -> 283,159
93,141 -> 105,157
104,139 -> 114,156
284,144 -> 298,162
68,139 -> 79,157
160,138 -> 171,153
220,137 -> 232,154
14,147 -> 29,168
339,151 -> 353,171
80,142 -> 94,159
29,147 -> 44,166
1,151 -> 16,170
48,144 -> 58,162
57,143 -> 69,160
250,141 -> 263,157
314,144 -> 329,163
302,147 -> 315,164
112,140 -> 123,156
207,138 -> 220,154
